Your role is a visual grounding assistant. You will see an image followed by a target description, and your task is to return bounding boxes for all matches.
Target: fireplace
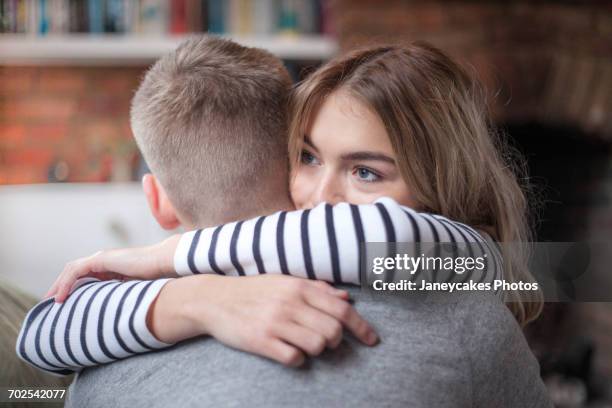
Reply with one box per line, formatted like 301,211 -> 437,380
506,121 -> 612,405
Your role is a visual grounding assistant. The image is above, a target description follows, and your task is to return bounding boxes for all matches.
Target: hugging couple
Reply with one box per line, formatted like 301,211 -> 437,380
17,35 -> 551,407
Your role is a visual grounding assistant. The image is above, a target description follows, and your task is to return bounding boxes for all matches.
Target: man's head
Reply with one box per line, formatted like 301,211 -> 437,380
131,35 -> 293,229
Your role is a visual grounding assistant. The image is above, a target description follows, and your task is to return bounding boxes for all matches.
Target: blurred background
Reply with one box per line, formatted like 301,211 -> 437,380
0,0 -> 611,406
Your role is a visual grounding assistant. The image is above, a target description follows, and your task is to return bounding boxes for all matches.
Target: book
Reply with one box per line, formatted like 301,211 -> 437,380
185,0 -> 203,32
0,0 -> 17,33
170,0 -> 186,34
16,0 -> 27,33
252,0 -> 277,35
237,0 -> 251,34
225,0 -> 239,34
139,0 -> 167,34
87,0 -> 104,33
38,0 -> 49,34
278,0 -> 298,35
207,0 -> 224,33
320,0 -> 334,36
69,0 -> 87,33
49,0 -> 69,33
105,0 -> 125,33
296,0 -> 317,34
24,0 -> 37,34
123,0 -> 140,33
1,0 -> 8,33
198,0 -> 207,32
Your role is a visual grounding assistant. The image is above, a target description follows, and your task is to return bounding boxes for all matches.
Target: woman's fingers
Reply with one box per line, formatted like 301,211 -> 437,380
44,278 -> 60,299
262,338 -> 305,367
309,280 -> 349,300
53,270 -> 76,303
189,275 -> 378,369
244,331 -> 305,367
52,251 -> 125,303
291,304 -> 344,349
55,262 -> 83,302
303,285 -> 378,346
53,256 -> 99,303
51,264 -> 75,303
274,322 -> 327,358
48,245 -> 174,304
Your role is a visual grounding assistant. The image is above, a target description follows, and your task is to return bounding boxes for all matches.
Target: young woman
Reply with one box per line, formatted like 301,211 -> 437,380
19,42 -> 542,375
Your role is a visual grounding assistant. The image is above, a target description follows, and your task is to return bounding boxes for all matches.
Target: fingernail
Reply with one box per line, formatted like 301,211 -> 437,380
329,288 -> 345,297
367,330 -> 379,345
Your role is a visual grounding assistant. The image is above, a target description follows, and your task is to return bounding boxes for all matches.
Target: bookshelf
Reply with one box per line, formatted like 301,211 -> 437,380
0,0 -> 338,65
0,34 -> 339,65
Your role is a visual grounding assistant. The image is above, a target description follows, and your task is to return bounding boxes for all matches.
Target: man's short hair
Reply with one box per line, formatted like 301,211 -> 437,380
131,35 -> 292,226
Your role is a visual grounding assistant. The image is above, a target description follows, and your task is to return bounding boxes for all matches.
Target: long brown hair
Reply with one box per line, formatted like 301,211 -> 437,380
288,42 -> 543,326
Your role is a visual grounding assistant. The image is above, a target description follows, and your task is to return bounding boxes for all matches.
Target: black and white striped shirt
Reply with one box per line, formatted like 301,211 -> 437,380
16,278 -> 172,376
174,197 -> 503,284
17,197 -> 502,376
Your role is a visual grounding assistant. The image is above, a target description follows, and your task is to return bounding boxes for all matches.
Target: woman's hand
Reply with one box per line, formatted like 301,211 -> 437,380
45,234 -> 181,302
150,274 -> 379,367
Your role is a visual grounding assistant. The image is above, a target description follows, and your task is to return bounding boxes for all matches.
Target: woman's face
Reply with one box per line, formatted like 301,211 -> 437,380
291,91 -> 417,209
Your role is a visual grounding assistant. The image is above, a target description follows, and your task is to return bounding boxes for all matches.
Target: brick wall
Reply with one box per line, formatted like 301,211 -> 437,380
0,66 -> 145,184
2,3 -> 610,185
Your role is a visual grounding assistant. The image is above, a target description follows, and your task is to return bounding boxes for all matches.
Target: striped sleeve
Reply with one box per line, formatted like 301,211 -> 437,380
15,277 -> 174,376
174,197 -> 504,289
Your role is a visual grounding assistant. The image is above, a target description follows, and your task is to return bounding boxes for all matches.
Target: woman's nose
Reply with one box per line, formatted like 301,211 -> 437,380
310,174 -> 344,206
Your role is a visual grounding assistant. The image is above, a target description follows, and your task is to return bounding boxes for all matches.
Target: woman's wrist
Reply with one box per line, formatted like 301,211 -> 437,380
154,234 -> 182,278
146,275 -> 211,344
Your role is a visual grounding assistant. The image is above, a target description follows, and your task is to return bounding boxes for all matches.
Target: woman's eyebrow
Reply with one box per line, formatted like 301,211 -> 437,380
303,136 -> 320,153
341,151 -> 396,164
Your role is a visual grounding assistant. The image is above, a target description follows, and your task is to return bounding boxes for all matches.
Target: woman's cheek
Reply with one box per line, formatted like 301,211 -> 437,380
374,183 -> 417,208
346,189 -> 384,205
344,179 -> 383,205
289,169 -> 312,209
347,178 -> 413,206
386,180 -> 417,208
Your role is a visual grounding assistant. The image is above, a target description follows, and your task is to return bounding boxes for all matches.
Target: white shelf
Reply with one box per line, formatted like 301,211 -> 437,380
0,34 -> 339,65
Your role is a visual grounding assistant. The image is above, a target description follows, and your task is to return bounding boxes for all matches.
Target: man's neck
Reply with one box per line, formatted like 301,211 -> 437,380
190,198 -> 295,230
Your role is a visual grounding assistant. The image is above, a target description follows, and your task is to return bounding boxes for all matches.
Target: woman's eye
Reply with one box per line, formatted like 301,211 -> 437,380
301,150 -> 320,166
354,167 -> 381,182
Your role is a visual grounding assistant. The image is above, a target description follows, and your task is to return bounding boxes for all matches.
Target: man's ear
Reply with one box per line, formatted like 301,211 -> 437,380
142,174 -> 181,230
